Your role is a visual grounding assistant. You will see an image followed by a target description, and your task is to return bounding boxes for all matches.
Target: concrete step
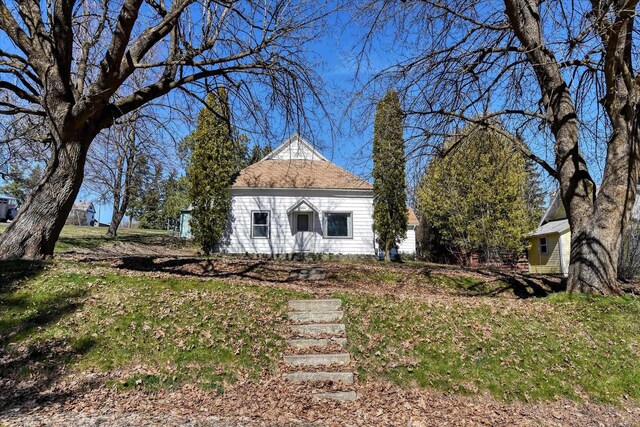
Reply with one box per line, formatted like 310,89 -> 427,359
283,353 -> 350,367
286,338 -> 347,349
284,371 -> 354,384
313,391 -> 357,401
287,310 -> 343,323
290,323 -> 345,337
289,299 -> 342,312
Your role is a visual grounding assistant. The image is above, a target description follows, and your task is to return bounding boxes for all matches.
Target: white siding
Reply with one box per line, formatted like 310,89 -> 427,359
221,189 -> 376,255
397,226 -> 417,254
265,135 -> 327,161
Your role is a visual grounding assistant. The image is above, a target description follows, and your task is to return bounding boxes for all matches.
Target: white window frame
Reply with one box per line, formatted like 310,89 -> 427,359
251,210 -> 270,239
539,237 -> 548,254
323,212 -> 353,239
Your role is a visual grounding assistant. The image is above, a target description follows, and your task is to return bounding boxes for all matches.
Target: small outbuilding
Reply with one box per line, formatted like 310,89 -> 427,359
528,189 -> 640,276
66,201 -> 97,226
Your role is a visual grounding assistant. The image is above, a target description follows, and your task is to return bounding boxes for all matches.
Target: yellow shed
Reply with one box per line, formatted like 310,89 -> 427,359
528,219 -> 570,276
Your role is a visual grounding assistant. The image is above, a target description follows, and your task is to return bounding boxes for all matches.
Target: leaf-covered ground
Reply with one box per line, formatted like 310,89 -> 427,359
1,249 -> 639,425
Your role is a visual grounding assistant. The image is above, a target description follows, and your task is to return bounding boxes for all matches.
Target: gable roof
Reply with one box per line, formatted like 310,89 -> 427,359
233,134 -> 371,190
540,186 -> 640,226
407,207 -> 419,225
73,201 -> 95,212
232,160 -> 372,190
262,134 -> 329,162
530,219 -> 570,237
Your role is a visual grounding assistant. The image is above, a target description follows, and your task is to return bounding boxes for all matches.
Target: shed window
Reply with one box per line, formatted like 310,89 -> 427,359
539,237 -> 548,254
252,211 -> 270,238
324,212 -> 352,238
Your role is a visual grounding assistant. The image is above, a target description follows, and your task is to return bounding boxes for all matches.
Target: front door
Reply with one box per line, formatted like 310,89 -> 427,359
294,212 -> 312,252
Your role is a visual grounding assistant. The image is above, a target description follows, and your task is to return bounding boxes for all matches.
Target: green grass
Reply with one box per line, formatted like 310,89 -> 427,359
0,260 -> 308,392
340,291 -> 640,403
0,224 -> 191,254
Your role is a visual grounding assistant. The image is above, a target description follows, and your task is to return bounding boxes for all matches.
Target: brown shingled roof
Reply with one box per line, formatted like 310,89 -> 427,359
232,160 -> 372,190
407,207 -> 419,225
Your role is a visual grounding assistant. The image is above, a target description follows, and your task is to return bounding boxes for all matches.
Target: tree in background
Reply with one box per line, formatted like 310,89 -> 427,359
0,165 -> 42,205
86,111 -> 150,236
127,160 -> 163,230
160,172 -> 190,230
246,144 -> 273,166
186,88 -> 246,254
523,158 -> 547,227
418,125 -> 537,265
372,90 -> 408,261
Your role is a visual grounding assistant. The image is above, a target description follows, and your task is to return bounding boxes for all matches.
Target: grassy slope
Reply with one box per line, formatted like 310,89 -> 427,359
0,260 -> 308,393
0,226 -> 639,404
341,291 -> 640,403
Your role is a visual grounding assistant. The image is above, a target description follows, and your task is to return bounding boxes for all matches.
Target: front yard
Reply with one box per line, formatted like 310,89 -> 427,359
1,226 -> 639,425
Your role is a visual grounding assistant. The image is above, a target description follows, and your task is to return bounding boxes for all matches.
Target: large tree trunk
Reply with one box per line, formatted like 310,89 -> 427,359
567,223 -> 623,294
0,138 -> 90,259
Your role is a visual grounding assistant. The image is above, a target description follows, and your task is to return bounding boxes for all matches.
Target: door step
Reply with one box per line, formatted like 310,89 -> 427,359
288,299 -> 342,312
286,338 -> 347,349
283,353 -> 350,367
290,323 -> 345,337
287,310 -> 343,323
284,371 -> 354,384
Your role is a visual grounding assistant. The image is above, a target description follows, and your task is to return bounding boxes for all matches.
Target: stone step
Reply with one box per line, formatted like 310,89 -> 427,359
284,371 -> 354,384
290,323 -> 345,338
286,338 -> 347,349
287,310 -> 343,323
313,391 -> 357,401
283,353 -> 350,367
288,299 -> 342,312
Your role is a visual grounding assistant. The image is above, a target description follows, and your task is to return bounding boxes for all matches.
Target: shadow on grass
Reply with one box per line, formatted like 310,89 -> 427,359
109,256 -> 296,283
469,270 -> 566,299
0,260 -> 94,412
56,231 -> 188,253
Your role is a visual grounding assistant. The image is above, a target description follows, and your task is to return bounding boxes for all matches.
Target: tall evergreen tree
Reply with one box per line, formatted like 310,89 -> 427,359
186,88 -> 245,254
372,90 -> 408,261
418,125 -> 535,265
523,158 -> 546,226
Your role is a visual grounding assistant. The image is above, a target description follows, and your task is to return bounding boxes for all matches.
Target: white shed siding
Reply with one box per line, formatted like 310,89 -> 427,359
397,226 -> 417,254
222,189 -> 375,255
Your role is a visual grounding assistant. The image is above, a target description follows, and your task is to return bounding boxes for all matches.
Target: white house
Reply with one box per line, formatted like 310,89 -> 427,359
66,201 -> 97,226
181,134 -> 418,256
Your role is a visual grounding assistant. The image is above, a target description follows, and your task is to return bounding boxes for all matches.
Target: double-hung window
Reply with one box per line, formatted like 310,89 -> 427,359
324,212 -> 352,238
539,237 -> 548,254
252,211 -> 270,238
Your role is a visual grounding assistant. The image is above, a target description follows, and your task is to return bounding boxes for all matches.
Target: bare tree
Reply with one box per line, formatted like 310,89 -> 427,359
0,0 -> 331,259
355,0 -> 640,294
86,108 -> 167,237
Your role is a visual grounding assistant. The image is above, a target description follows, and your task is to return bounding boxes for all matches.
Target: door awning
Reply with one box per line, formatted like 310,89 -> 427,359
287,198 -> 320,214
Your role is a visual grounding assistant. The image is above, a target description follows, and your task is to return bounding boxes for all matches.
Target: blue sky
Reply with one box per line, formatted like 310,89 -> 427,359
1,4 -> 569,224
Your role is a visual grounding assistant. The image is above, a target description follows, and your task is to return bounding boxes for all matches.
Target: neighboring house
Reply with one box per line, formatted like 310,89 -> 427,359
0,195 -> 18,222
528,188 -> 640,276
180,134 -> 419,255
66,201 -> 97,226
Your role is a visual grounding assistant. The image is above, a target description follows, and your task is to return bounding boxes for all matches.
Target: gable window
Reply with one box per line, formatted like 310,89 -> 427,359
252,211 -> 270,238
539,237 -> 548,254
324,212 -> 352,238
